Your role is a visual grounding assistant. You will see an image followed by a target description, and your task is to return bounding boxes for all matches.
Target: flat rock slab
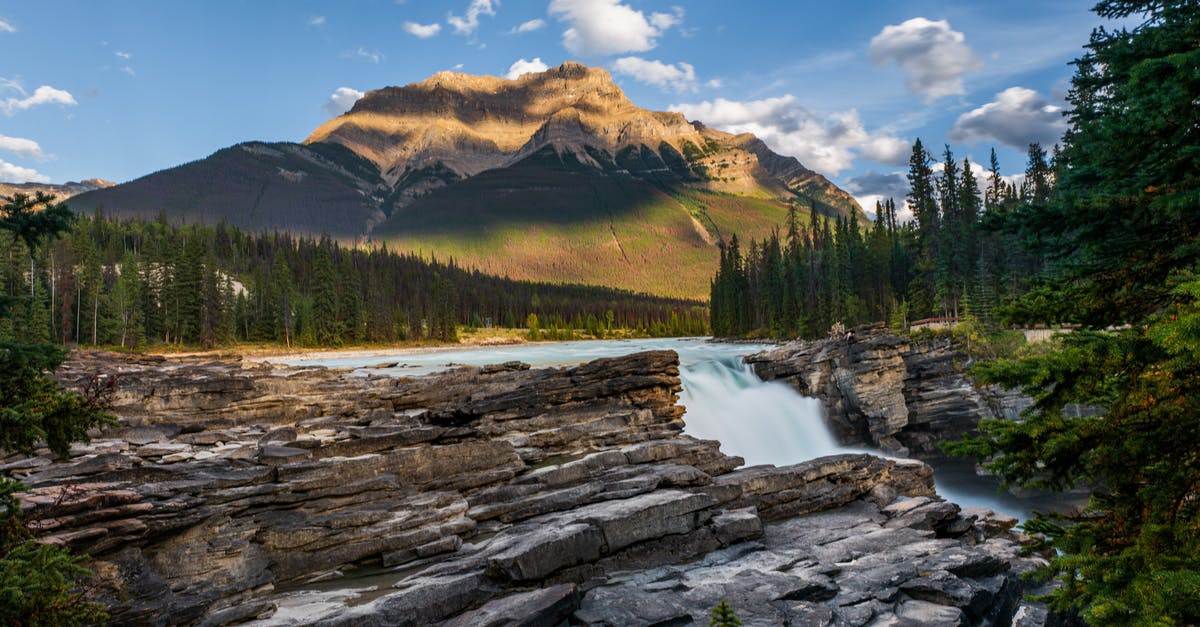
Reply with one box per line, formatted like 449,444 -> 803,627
574,499 -> 1030,626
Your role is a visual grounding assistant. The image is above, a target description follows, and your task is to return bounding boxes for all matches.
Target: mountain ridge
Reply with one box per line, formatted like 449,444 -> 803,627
70,62 -> 865,299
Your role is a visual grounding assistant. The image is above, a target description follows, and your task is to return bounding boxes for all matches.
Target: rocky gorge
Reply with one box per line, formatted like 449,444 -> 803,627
746,326 -> 1030,459
5,346 -> 1051,625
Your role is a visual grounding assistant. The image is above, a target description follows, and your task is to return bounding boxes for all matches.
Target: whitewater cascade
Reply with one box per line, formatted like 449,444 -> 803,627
279,338 -> 1037,518
678,357 -> 844,466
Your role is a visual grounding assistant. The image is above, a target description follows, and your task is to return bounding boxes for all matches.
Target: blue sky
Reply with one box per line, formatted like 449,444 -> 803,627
0,0 -> 1112,214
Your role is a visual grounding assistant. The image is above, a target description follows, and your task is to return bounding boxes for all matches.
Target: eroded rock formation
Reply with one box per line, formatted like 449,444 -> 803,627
745,327 -> 1020,458
3,349 -> 1046,625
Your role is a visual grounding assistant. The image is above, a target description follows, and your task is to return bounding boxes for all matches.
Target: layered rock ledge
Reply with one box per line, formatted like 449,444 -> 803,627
3,349 -> 1045,625
746,327 -> 1023,458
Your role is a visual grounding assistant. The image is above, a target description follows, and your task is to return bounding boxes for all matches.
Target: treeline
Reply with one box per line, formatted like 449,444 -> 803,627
711,140 -> 1055,338
0,211 -> 708,349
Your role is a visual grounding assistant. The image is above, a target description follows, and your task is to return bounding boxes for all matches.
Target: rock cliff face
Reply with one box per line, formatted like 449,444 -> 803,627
69,63 -> 865,300
746,328 -> 1008,458
0,178 -> 114,200
6,349 -> 1045,625
306,62 -> 859,216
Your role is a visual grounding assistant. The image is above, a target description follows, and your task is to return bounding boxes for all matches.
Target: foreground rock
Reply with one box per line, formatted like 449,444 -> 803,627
2,349 -> 1046,625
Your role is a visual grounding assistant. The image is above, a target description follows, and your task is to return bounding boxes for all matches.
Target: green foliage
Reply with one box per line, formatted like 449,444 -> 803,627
709,600 -> 743,627
0,214 -> 708,349
948,3 -> 1200,622
0,194 -> 110,624
0,342 -> 115,459
0,478 -> 107,627
0,541 -> 106,627
710,134 -> 1049,340
950,313 -> 1026,361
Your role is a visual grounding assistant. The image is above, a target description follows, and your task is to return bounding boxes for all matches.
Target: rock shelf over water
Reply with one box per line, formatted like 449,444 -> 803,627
5,349 -> 1047,625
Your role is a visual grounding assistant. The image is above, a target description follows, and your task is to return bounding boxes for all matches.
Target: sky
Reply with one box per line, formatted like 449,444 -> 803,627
0,0 -> 1116,216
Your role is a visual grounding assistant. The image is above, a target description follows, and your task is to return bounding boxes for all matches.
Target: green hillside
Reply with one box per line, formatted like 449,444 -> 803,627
373,148 -> 810,300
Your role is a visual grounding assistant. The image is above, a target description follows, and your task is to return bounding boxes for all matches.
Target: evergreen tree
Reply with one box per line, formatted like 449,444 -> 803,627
0,194 -> 112,624
906,139 -> 938,316
950,2 -> 1200,622
310,242 -> 340,346
709,601 -> 743,627
112,252 -> 143,348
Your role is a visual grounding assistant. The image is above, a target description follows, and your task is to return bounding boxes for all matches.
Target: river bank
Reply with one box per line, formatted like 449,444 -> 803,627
9,346 -> 1050,625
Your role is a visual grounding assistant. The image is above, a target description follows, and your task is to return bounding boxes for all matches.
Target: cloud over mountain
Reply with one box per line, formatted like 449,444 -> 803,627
670,96 -> 907,176
448,0 -> 496,36
869,18 -> 980,101
0,134 -> 43,160
0,158 -> 48,183
506,57 -> 549,79
548,0 -> 682,56
950,87 -> 1067,149
323,87 -> 364,115
611,57 -> 697,92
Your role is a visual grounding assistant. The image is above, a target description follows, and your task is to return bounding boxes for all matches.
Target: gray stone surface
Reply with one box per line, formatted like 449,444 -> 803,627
746,326 -> 995,457
1,348 -> 1048,626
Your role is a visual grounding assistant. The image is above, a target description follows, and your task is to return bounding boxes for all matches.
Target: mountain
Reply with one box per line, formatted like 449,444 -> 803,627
67,142 -> 387,237
1,178 -> 115,201
71,62 -> 865,300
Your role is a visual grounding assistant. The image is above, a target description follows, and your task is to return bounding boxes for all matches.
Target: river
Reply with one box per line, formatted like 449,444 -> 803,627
274,337 -> 1056,520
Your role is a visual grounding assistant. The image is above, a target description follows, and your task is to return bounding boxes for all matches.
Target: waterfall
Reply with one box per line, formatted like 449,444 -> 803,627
279,338 -> 1045,519
678,357 -> 846,466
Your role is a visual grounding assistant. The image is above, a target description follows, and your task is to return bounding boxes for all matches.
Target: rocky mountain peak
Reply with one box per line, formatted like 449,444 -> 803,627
307,62 -> 703,185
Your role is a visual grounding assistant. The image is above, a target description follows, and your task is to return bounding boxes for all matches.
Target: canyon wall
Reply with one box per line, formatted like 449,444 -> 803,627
3,349 -> 1046,625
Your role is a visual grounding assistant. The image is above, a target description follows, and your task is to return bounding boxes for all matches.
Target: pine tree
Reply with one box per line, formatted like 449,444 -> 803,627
311,242 -> 339,346
112,252 -> 143,348
950,2 -> 1200,622
709,600 -> 743,627
0,194 -> 112,624
906,139 -> 938,317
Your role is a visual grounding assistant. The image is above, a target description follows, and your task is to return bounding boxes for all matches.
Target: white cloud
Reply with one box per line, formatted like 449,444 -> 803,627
447,0 -> 496,36
0,158 -> 49,184
844,171 -> 910,221
869,17 -> 980,102
506,58 -> 549,79
670,96 -> 908,177
403,21 -> 442,38
115,51 -> 132,60
343,47 -> 384,63
705,78 -> 722,89
648,6 -> 684,30
548,0 -> 681,56
0,135 -> 43,160
511,18 -> 546,34
0,18 -> 14,33
323,87 -> 365,116
1,85 -> 77,116
611,57 -> 697,93
949,86 -> 1067,150
307,15 -> 326,27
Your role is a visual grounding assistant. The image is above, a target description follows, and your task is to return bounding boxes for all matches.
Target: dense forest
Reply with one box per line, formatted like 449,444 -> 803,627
710,141 -> 1054,338
0,209 -> 708,349
711,1 -> 1200,622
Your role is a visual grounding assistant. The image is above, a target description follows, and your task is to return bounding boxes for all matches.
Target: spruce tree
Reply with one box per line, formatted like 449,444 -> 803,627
311,242 -> 339,346
950,2 -> 1200,622
0,194 -> 111,624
